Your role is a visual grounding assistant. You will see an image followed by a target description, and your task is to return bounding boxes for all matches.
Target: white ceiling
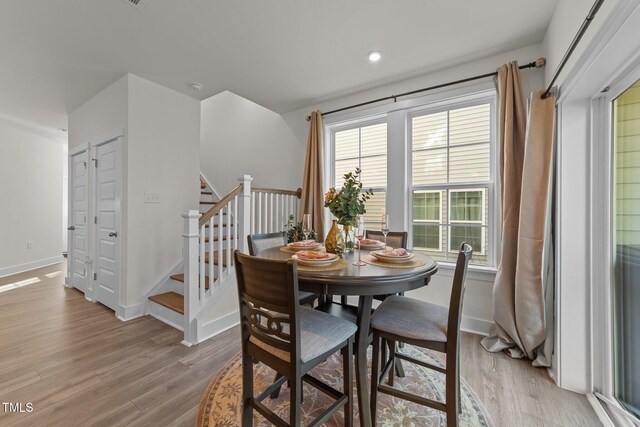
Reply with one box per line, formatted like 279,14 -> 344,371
0,0 -> 559,131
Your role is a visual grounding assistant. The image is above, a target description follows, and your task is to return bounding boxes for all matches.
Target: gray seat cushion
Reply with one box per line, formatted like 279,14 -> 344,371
250,306 -> 357,363
371,295 -> 449,343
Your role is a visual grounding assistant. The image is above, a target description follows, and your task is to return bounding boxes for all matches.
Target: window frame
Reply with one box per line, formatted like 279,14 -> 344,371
407,93 -> 496,266
448,188 -> 487,256
412,189 -> 443,252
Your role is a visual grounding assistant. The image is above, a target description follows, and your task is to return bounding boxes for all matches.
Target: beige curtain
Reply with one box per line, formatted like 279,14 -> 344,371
300,110 -> 325,241
481,62 -> 556,367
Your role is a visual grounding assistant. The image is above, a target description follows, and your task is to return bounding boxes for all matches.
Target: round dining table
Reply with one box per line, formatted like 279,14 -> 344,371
259,247 -> 438,427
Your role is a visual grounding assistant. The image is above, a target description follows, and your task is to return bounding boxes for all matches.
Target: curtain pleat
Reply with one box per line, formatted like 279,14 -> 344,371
299,110 -> 325,241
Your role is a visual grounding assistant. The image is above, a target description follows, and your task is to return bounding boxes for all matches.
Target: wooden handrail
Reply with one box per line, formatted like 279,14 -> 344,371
199,184 -> 243,226
252,187 -> 302,199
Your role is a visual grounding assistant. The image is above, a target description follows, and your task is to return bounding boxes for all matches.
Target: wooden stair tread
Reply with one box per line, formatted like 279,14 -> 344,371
203,251 -> 233,267
200,201 -> 217,204
201,191 -> 213,195
204,223 -> 234,228
170,274 -> 210,289
148,292 -> 184,315
204,235 -> 233,242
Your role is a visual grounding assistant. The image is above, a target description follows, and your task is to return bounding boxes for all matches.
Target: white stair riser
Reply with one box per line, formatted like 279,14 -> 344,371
148,301 -> 184,331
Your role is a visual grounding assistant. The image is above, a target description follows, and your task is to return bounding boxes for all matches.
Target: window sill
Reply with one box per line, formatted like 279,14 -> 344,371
433,262 -> 497,282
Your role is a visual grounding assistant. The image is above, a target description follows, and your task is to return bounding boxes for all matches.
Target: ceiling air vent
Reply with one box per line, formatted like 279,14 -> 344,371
121,0 -> 148,10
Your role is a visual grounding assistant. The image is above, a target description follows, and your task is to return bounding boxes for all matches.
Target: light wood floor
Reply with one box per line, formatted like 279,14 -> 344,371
0,262 -> 601,426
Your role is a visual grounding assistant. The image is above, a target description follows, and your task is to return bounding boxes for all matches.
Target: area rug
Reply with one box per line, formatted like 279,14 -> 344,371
197,345 -> 493,426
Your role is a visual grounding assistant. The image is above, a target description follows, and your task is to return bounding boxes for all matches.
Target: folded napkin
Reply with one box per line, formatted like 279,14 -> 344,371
382,248 -> 409,257
297,250 -> 330,260
292,240 -> 316,247
360,239 -> 381,245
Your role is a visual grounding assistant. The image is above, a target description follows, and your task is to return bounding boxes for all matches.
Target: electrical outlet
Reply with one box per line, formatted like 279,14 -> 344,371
27,241 -> 32,249
143,192 -> 160,203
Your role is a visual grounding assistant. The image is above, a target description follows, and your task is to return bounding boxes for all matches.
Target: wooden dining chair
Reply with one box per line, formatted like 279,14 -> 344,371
247,232 -> 319,306
234,250 -> 356,426
369,242 -> 473,427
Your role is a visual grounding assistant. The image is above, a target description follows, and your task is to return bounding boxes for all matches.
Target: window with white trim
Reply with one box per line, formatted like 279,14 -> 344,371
410,102 -> 492,265
332,121 -> 387,229
326,89 -> 496,267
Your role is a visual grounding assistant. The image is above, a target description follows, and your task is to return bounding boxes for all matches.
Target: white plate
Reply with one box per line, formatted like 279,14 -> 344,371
371,251 -> 415,264
287,242 -> 322,251
292,253 -> 339,267
358,240 -> 386,250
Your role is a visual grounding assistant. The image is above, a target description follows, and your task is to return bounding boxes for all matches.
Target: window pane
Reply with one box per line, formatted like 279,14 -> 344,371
450,104 -> 490,145
334,158 -> 359,188
413,223 -> 441,250
360,155 -> 387,188
449,143 -> 490,183
361,123 -> 387,157
412,111 -> 447,150
450,225 -> 484,253
363,192 -> 386,230
413,191 -> 440,221
450,190 -> 483,222
412,148 -> 447,185
335,128 -> 360,160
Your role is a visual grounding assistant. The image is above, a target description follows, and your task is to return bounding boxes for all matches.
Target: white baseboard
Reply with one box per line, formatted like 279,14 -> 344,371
198,310 -> 240,343
461,315 -> 493,336
0,255 -> 65,278
116,302 -> 145,321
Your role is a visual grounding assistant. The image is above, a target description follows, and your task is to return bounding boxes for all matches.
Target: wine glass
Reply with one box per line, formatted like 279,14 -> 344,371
381,214 -> 389,248
353,215 -> 366,266
302,214 -> 312,241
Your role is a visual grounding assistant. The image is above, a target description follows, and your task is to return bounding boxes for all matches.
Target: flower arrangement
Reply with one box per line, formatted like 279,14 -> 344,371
324,168 -> 373,226
285,214 -> 316,243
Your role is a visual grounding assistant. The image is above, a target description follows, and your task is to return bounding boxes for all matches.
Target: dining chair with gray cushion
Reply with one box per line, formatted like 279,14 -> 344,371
369,242 -> 472,427
234,250 -> 356,426
247,232 -> 318,306
365,230 -> 407,250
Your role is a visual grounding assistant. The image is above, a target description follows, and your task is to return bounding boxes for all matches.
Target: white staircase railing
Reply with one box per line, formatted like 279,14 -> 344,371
182,174 -> 252,345
250,186 -> 301,234
182,174 -> 302,345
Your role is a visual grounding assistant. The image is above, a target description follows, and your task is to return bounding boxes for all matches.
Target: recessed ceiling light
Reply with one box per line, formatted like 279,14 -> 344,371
368,51 -> 382,63
188,82 -> 203,91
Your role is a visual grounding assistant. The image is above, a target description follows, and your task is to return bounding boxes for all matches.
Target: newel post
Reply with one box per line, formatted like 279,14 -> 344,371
238,174 -> 253,253
182,209 -> 200,346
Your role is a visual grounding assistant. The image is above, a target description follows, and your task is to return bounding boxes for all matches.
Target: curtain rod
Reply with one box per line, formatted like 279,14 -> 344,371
542,0 -> 604,98
305,57 -> 546,121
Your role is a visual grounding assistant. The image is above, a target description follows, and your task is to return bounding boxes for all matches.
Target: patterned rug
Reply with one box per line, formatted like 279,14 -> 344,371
197,345 -> 493,426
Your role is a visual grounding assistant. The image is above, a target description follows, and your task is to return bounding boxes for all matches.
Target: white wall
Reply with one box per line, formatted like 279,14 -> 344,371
200,91 -> 305,195
281,43 -> 546,333
68,74 -> 200,313
126,74 -> 200,307
0,118 -> 65,276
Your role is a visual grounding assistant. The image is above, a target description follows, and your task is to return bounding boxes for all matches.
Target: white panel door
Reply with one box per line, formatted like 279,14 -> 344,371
68,149 -> 89,292
93,138 -> 121,311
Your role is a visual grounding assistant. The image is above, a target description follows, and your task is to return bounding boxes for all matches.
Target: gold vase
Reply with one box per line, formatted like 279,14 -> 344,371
325,220 -> 339,254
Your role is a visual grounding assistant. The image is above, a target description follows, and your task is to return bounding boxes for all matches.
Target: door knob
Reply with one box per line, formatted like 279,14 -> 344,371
109,232 -> 118,238
68,226 -> 75,231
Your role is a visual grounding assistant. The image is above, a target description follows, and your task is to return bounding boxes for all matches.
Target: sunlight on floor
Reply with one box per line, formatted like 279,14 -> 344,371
44,271 -> 62,278
0,277 -> 41,293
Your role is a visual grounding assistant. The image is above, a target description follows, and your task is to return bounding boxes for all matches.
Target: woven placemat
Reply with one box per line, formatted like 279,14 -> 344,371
361,254 -> 427,269
279,245 -> 325,254
295,259 -> 348,272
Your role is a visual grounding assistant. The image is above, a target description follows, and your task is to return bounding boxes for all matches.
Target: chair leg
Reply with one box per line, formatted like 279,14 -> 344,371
388,339 -> 396,387
342,338 -> 353,427
290,374 -> 302,426
370,332 -> 381,424
241,353 -> 254,427
270,372 -> 283,399
446,358 -> 459,427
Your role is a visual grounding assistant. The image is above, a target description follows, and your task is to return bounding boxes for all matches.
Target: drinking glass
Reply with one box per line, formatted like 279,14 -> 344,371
353,215 -> 366,266
381,214 -> 389,248
302,214 -> 312,241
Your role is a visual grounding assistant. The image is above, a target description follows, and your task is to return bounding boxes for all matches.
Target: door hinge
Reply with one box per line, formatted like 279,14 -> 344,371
92,158 -> 98,167
83,161 -> 87,168
93,273 -> 97,281
94,216 -> 97,224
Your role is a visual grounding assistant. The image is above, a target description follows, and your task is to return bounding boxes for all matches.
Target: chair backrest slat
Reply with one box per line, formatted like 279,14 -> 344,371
447,242 -> 473,344
365,230 -> 408,249
248,232 -> 287,256
234,250 -> 300,359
